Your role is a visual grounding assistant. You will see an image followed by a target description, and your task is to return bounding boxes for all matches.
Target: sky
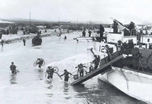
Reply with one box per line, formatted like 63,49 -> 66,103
1,0 -> 152,24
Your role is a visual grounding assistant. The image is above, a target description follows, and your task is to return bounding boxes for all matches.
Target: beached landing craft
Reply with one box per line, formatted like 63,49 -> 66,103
32,35 -> 42,46
97,23 -> 152,103
71,20 -> 152,103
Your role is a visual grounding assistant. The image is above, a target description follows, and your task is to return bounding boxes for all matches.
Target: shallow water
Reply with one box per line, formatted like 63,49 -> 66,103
0,32 -> 146,104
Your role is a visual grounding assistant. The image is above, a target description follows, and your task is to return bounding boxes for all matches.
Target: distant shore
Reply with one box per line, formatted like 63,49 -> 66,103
1,30 -> 70,44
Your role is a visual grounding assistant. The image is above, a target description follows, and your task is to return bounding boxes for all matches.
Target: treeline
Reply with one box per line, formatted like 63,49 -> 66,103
0,19 -> 112,35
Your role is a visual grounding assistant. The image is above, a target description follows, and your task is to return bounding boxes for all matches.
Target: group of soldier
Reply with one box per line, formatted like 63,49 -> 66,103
8,27 -> 103,83
82,29 -> 92,37
82,25 -> 105,42
10,54 -> 100,82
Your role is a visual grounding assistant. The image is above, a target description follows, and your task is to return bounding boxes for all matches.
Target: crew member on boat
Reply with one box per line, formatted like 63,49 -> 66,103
113,20 -> 118,33
99,25 -> 104,42
137,29 -> 142,44
90,48 -> 100,70
116,40 -> 122,52
128,22 -> 135,35
92,55 -> 100,70
105,45 -> 113,61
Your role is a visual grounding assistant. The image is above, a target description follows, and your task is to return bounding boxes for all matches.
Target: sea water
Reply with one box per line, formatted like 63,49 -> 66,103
0,32 -> 145,104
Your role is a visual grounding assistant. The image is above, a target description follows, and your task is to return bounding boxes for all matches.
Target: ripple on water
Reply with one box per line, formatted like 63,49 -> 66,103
10,74 -> 17,84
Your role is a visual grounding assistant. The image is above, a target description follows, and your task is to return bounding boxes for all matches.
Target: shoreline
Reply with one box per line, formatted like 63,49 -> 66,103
1,31 -> 69,44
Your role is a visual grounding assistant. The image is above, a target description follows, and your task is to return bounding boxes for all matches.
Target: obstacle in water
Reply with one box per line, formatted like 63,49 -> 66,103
71,52 -> 123,86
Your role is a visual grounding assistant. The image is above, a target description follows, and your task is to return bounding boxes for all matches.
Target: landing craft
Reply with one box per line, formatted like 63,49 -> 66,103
97,20 -> 152,103
71,19 -> 152,103
32,35 -> 42,46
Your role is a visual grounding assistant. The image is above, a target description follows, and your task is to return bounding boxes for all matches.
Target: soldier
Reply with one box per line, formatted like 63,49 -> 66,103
46,66 -> 55,79
35,58 -> 44,68
64,36 -> 67,41
60,69 -> 72,82
99,25 -> 104,42
82,30 -> 86,37
23,39 -> 26,46
10,62 -> 17,74
76,63 -> 87,77
113,20 -> 118,33
1,40 -> 4,47
88,30 -> 92,37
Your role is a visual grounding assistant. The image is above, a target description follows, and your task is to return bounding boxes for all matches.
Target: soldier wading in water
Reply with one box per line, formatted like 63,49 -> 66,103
60,69 -> 72,82
10,62 -> 17,74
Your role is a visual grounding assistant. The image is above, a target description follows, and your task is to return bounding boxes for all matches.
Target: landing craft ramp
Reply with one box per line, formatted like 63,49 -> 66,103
71,52 -> 123,86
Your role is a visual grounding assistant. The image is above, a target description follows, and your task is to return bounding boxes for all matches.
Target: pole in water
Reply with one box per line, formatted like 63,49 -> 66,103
75,42 -> 78,54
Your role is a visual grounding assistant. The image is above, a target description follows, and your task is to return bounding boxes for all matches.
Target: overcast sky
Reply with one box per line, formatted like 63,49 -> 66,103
1,0 -> 152,24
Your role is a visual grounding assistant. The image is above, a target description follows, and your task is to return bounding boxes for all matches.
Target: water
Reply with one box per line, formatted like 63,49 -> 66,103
0,32 -> 146,104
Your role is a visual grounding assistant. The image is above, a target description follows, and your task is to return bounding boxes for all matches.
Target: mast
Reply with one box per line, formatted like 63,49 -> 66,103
29,12 -> 31,26
77,18 -> 78,31
142,25 -> 143,43
58,17 -> 60,27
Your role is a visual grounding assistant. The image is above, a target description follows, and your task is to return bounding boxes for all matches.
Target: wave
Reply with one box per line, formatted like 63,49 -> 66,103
47,53 -> 94,74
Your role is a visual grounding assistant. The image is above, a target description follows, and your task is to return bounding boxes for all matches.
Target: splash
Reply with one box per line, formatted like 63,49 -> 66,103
47,53 -> 94,74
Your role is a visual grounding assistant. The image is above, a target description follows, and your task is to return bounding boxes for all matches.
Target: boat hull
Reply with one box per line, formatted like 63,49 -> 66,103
98,66 -> 152,103
32,37 -> 42,46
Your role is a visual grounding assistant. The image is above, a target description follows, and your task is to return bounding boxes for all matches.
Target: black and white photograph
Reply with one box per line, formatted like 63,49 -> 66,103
0,0 -> 151,104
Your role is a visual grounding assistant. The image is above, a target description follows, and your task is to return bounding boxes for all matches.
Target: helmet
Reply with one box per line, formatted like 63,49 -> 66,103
48,66 -> 52,68
94,55 -> 97,58
64,69 -> 67,71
